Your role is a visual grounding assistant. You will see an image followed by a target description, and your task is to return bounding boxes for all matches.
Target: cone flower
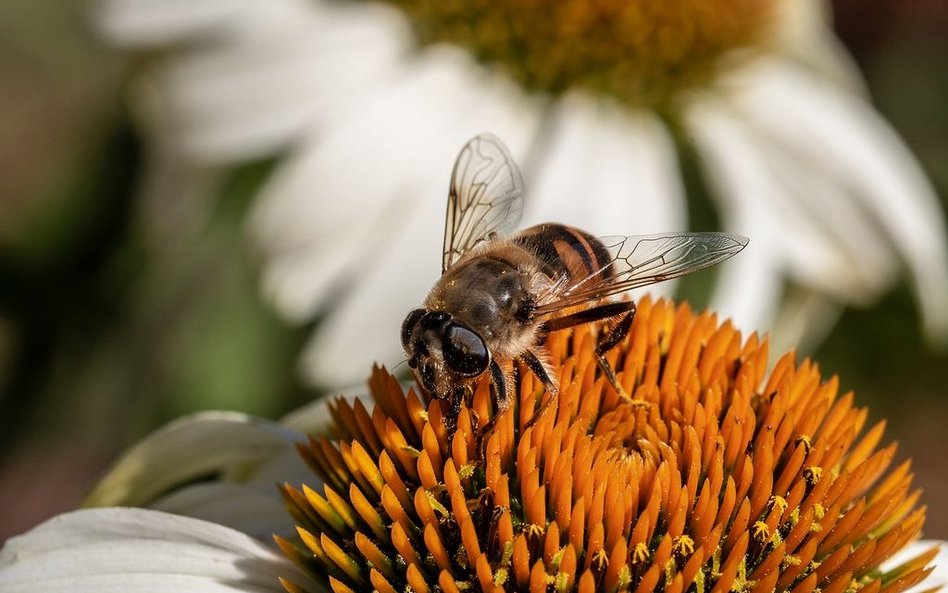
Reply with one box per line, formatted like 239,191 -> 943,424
277,297 -> 937,593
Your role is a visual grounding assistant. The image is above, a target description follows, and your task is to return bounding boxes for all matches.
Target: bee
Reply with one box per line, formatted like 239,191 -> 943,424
402,134 -> 748,432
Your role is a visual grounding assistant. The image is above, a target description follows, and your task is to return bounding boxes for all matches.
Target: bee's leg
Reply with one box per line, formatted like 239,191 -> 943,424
476,360 -> 509,461
444,390 -> 463,435
543,300 -> 637,401
521,350 -> 558,428
542,300 -> 633,331
489,359 -> 509,414
594,306 -> 636,402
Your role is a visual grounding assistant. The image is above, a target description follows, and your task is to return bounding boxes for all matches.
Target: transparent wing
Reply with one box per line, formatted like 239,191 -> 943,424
442,134 -> 524,272
535,232 -> 749,315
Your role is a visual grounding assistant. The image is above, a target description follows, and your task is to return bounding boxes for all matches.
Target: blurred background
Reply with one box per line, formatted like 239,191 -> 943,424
1,0 -> 946,540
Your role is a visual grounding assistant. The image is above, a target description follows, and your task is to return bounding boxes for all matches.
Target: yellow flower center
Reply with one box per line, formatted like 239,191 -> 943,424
382,0 -> 781,107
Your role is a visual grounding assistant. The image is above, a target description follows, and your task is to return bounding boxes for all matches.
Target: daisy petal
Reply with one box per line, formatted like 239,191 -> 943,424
278,392 -> 357,434
84,412 -> 307,508
882,540 -> 948,593
732,59 -> 948,342
774,0 -> 866,92
151,483 -> 295,541
135,3 -> 411,162
0,508 -> 316,592
686,99 -> 791,333
526,93 -> 686,237
94,0 -> 307,48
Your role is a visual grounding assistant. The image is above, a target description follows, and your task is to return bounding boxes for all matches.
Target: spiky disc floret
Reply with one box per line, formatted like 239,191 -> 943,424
277,297 -> 935,593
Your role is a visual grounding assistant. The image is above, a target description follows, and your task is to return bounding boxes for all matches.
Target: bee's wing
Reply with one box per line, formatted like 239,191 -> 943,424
442,134 -> 525,273
534,232 -> 748,315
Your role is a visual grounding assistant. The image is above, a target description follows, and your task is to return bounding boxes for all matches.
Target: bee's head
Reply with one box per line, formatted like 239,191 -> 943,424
401,308 -> 490,397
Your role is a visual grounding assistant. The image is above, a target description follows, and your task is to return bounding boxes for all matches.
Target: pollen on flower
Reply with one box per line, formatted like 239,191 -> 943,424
377,0 -> 780,107
276,297 -> 937,593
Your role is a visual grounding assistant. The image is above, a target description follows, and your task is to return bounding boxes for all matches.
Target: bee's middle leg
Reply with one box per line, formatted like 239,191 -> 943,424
544,300 -> 637,401
476,360 -> 509,460
520,349 -> 558,428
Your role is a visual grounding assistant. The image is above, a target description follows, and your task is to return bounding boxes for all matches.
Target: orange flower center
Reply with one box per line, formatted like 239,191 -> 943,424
277,297 -> 934,593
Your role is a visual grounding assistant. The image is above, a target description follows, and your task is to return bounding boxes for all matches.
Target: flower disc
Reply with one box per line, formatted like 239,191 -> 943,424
278,297 -> 934,593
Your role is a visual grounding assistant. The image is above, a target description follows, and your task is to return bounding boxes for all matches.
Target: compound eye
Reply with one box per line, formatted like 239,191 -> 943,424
442,324 -> 489,377
401,309 -> 426,350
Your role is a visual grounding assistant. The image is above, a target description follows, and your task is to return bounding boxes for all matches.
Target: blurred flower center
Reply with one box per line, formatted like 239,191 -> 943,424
384,0 -> 780,106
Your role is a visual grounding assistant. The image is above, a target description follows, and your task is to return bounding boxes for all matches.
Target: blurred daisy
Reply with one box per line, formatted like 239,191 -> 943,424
94,0 -> 948,388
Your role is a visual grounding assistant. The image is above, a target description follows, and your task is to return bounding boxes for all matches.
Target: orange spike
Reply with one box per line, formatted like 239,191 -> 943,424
788,572 -> 819,593
379,485 -> 412,535
569,497 -> 587,553
512,535 -> 532,589
559,544 -> 579,591
354,531 -> 392,577
378,451 -> 412,510
390,522 -> 420,567
544,521 -> 561,566
369,569 -> 398,593
475,553 -> 495,593
350,440 -> 385,496
438,570 -> 462,593
405,563 -> 430,593
320,533 -> 364,586
712,531 -> 749,593
349,482 -> 387,541
577,568 -> 596,593
530,560 -> 550,593
416,450 -> 439,491
423,523 -> 452,572
821,571 -> 854,593
328,576 -> 358,593
633,564 -> 662,593
778,539 -> 818,591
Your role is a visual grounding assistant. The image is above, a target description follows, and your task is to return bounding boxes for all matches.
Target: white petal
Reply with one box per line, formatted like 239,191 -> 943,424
882,540 -> 948,593
151,483 -> 296,541
767,291 -> 844,356
685,99 -> 792,333
0,508 -> 318,593
279,392 -> 358,434
94,0 -> 308,47
134,3 -> 411,162
771,0 -> 867,93
84,412 -> 305,508
286,51 -> 543,386
525,93 -> 686,236
691,94 -> 892,302
730,59 -> 948,342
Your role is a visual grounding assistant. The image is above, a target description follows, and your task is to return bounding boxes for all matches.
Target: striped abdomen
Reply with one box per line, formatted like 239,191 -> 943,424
512,223 -> 614,287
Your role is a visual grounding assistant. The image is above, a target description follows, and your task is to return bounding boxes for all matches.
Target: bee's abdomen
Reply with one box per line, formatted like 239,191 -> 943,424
513,223 -> 613,283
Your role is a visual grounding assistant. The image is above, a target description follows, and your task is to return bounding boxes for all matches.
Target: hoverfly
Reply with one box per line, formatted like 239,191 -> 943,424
401,134 -> 748,432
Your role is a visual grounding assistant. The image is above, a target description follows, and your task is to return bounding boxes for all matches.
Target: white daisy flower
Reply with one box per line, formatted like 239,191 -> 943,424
0,507 -> 320,593
93,0 -> 948,388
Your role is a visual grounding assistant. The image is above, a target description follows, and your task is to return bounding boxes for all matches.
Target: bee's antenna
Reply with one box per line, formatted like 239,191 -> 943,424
392,358 -> 410,373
